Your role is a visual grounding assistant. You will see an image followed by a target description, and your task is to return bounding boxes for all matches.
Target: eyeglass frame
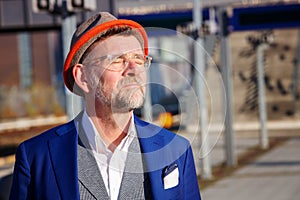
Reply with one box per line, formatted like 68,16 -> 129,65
83,53 -> 152,72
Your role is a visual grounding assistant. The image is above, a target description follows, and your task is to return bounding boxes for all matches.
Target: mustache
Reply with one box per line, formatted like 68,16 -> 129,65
116,76 -> 144,88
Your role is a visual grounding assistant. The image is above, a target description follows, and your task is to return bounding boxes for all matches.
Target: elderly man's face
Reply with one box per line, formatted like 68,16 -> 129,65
84,35 -> 147,112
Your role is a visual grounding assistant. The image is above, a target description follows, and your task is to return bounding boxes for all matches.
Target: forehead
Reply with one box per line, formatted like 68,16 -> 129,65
90,35 -> 143,57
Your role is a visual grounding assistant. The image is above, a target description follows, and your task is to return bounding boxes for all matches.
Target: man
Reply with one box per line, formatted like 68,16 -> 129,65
10,12 -> 201,200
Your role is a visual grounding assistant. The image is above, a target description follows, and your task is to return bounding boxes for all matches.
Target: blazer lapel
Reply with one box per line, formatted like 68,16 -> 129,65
77,125 -> 110,200
118,135 -> 146,199
77,143 -> 110,200
134,116 -> 166,199
48,121 -> 79,200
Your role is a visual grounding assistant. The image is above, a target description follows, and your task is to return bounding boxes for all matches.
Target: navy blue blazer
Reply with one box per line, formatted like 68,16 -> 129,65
9,115 -> 201,200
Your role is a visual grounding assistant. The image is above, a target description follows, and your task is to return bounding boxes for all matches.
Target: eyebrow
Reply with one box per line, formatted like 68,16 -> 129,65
98,53 -> 144,60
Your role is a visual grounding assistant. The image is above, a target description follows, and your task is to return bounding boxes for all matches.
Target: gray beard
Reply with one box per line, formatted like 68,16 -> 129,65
94,76 -> 145,112
112,85 -> 145,112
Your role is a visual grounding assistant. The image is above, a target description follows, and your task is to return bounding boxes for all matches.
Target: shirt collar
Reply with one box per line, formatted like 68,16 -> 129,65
81,110 -> 136,154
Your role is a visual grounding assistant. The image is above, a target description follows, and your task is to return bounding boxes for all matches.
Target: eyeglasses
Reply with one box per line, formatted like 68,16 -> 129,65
86,53 -> 152,72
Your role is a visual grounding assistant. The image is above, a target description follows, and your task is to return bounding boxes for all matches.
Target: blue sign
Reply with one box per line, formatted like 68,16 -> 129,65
119,9 -> 211,31
230,3 -> 300,31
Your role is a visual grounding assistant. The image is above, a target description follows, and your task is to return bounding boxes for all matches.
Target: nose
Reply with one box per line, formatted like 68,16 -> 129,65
122,59 -> 140,77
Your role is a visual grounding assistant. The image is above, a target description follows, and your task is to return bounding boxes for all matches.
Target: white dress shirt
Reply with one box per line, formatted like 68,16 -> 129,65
79,110 -> 136,200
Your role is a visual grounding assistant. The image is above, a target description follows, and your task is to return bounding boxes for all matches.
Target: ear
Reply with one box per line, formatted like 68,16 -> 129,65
72,64 -> 90,93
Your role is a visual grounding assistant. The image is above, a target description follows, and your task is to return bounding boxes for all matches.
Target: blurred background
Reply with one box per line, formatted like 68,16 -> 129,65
1,0 -> 300,199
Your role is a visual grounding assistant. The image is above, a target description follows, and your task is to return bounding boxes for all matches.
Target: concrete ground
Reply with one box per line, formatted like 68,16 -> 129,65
201,137 -> 300,200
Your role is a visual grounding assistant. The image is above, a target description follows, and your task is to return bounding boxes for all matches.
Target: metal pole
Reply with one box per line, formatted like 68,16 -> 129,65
193,0 -> 212,180
110,0 -> 117,16
18,32 -> 32,89
62,1 -> 83,119
257,44 -> 269,149
292,30 -> 300,114
219,8 -> 237,167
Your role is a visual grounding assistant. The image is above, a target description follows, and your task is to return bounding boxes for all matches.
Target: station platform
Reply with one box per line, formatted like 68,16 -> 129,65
201,137 -> 300,200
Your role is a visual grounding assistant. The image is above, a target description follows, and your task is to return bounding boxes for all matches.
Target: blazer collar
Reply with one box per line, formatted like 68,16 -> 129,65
134,115 -> 164,151
134,116 -> 169,198
48,119 -> 80,200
